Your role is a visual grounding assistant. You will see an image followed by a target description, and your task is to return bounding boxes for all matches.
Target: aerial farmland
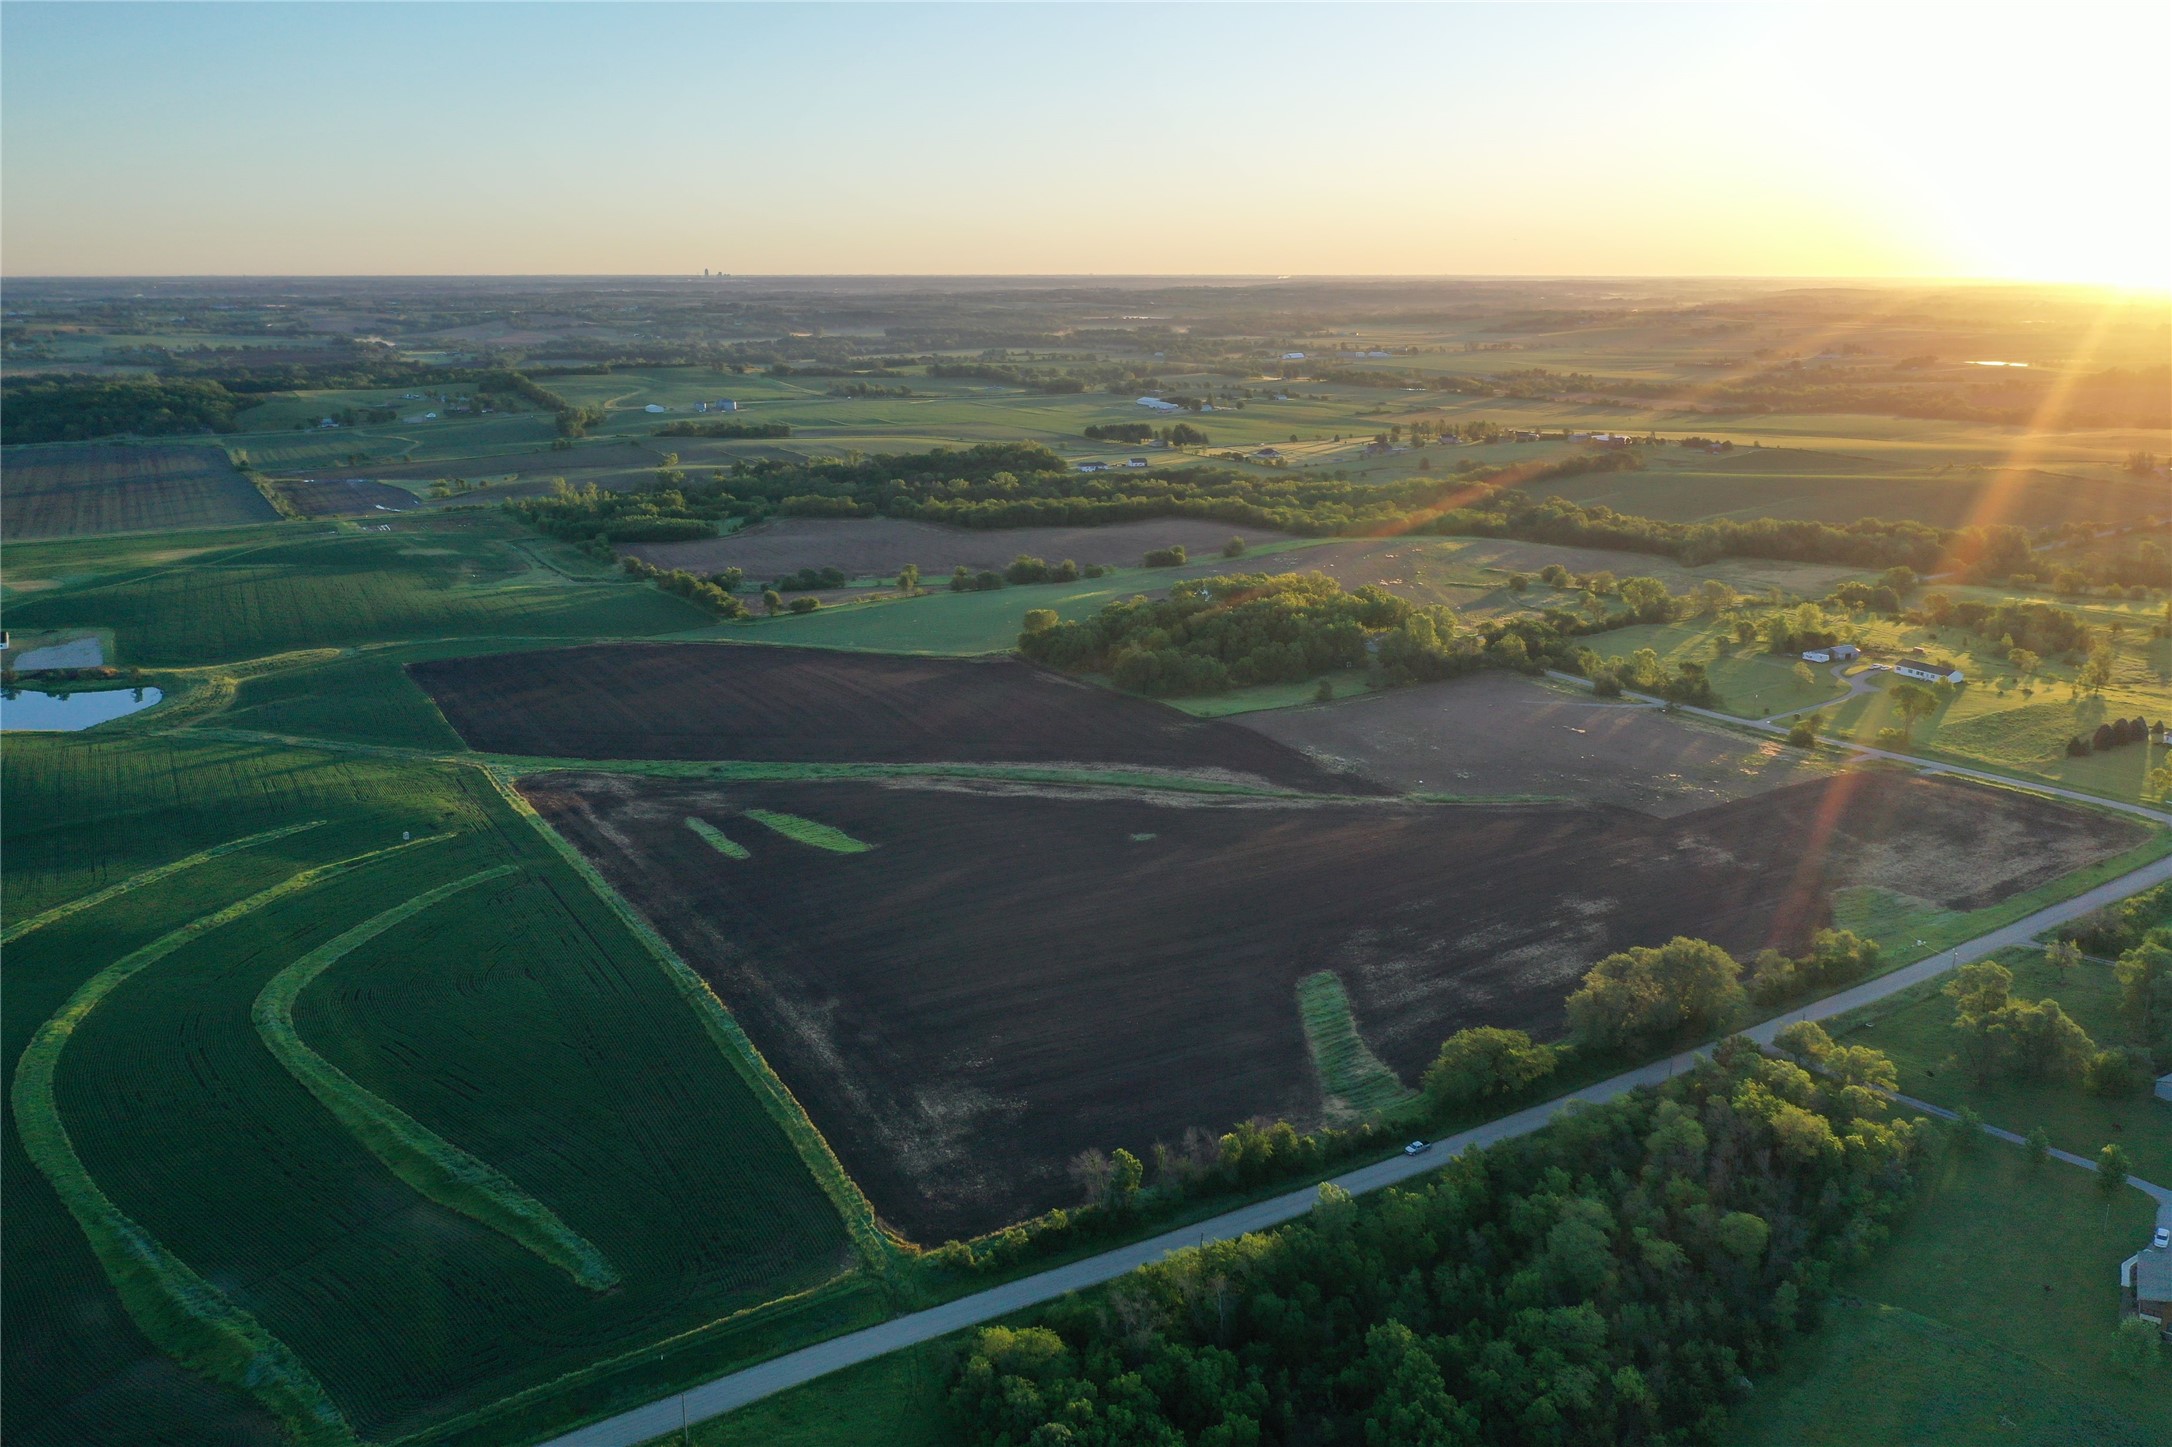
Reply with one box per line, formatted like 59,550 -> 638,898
3,267 -> 2169,1447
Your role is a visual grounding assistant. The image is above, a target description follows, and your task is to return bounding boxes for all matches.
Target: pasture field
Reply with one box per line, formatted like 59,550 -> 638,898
1731,1143 -> 2169,1447
2,735 -> 865,1446
1235,671 -> 1834,815
522,768 -> 2134,1242
1,442 -> 276,539
1827,945 -> 2172,1186
409,642 -> 1363,791
1,515 -> 707,666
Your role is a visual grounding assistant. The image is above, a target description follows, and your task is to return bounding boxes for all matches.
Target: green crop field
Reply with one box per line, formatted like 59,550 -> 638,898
1,442 -> 277,539
3,734 -> 868,1446
1732,1141 -> 2169,1447
1,516 -> 708,666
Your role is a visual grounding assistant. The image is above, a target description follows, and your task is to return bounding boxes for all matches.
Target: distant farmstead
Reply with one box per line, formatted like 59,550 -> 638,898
1893,660 -> 1963,684
1802,644 -> 1861,664
1135,396 -> 1181,412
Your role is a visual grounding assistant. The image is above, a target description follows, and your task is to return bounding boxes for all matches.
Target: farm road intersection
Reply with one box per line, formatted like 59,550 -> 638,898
536,841 -> 2172,1447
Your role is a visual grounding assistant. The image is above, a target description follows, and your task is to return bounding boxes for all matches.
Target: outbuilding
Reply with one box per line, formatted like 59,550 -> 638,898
1136,397 -> 1181,412
2122,1246 -> 2172,1331
644,404 -> 667,414
1830,643 -> 1861,660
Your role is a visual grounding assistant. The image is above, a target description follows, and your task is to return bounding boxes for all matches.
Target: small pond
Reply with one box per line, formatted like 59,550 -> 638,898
1,687 -> 164,732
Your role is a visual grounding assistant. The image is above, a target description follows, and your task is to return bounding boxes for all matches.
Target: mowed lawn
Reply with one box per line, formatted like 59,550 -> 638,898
1730,1142 -> 2169,1447
1583,619 -> 1855,717
2,735 -> 866,1447
1804,610 -> 2172,802
1825,946 -> 2172,1186
1,515 -> 708,666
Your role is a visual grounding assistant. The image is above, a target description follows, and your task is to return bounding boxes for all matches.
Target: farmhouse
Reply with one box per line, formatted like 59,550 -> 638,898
1077,461 -> 1110,473
1252,446 -> 1284,460
1281,352 -> 1306,360
1893,660 -> 1964,684
696,399 -> 738,412
1125,457 -> 1149,469
1136,396 -> 1181,412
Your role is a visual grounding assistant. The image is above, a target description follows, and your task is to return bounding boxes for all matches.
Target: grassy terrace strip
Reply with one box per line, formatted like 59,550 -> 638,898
250,864 -> 622,1291
742,809 -> 872,854
1294,971 -> 1415,1119
7,835 -> 445,1447
685,817 -> 751,859
478,765 -> 896,1270
0,819 -> 325,945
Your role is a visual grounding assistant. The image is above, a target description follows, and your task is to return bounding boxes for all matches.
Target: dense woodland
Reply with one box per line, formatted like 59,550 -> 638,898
951,1037 -> 1923,1447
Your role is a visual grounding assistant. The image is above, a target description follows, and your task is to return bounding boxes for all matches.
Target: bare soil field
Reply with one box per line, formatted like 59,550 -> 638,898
0,443 -> 276,538
1238,673 -> 1829,816
276,476 -> 418,516
522,769 -> 2140,1241
623,517 -> 1299,581
410,643 -> 1366,791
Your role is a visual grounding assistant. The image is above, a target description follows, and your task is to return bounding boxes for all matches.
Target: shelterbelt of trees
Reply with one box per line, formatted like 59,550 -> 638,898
497,441 -> 2163,599
0,363 -> 584,444
1015,570 -> 1706,700
951,1033 -> 1923,1447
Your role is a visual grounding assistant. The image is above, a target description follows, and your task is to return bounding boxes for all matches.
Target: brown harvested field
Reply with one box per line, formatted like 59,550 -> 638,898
522,769 -> 2142,1241
1237,672 -> 1831,816
0,442 -> 276,538
622,516 -> 1299,582
275,476 -> 419,516
409,642 -> 1367,790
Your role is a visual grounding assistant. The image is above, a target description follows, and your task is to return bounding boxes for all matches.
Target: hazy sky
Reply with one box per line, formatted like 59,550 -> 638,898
4,2 -> 2167,284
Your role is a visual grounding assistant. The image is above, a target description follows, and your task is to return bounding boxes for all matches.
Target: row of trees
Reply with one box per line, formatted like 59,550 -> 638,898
951,1035 -> 1923,1447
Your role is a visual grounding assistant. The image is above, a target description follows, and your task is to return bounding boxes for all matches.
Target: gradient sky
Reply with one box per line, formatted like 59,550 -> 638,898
4,1 -> 2168,283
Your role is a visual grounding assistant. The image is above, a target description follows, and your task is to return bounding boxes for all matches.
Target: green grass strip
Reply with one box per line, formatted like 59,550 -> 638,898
1295,970 -> 1415,1119
1,819 -> 327,945
251,864 -> 621,1291
9,834 -> 446,1447
743,808 -> 872,854
479,765 -> 897,1271
685,817 -> 750,860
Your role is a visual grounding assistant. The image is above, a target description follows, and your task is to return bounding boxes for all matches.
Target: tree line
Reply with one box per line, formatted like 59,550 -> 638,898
951,1031 -> 1923,1447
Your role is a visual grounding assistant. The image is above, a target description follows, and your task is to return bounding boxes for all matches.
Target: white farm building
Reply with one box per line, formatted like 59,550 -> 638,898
1136,396 -> 1181,412
1893,660 -> 1964,684
644,404 -> 667,414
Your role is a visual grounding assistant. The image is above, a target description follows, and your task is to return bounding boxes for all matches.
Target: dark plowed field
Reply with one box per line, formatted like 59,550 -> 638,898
523,769 -> 2140,1242
276,476 -> 417,516
413,643 -> 1366,790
